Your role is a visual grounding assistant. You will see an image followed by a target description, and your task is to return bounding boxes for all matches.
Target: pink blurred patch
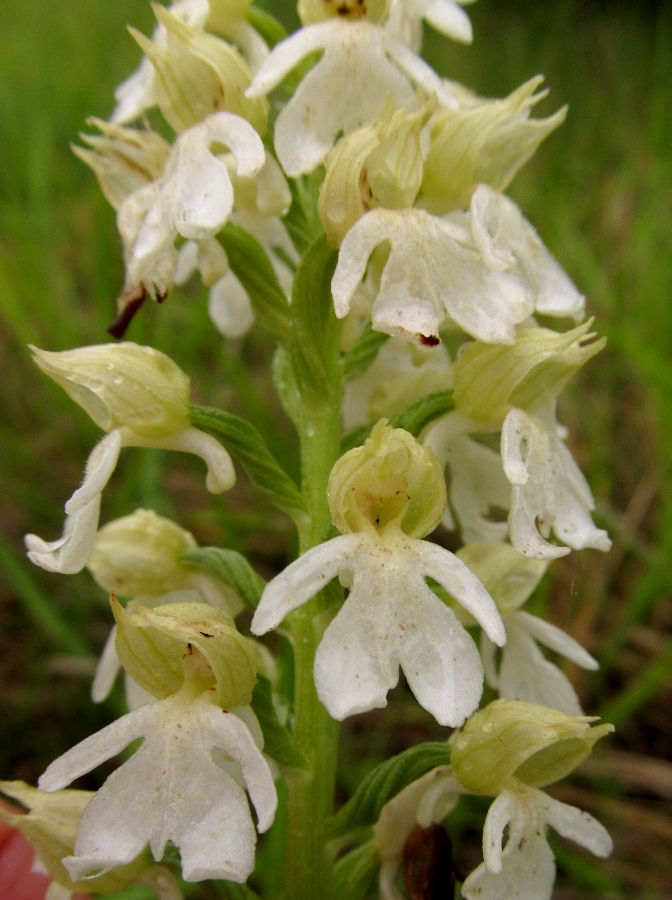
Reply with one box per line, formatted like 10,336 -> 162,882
0,801 -> 91,900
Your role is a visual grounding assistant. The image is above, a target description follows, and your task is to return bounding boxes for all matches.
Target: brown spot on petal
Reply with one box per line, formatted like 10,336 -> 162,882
419,334 -> 440,347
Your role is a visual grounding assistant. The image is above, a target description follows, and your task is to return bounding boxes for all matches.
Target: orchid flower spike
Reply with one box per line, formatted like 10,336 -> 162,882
25,343 -> 235,575
38,604 -> 277,884
451,701 -> 614,900
252,421 -> 505,727
245,18 -> 455,176
458,543 -> 599,714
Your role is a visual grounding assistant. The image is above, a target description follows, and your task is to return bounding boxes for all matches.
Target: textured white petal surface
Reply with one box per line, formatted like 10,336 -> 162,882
126,426 -> 236,493
541,793 -> 613,857
40,691 -> 276,883
251,534 -> 360,635
333,209 -> 532,345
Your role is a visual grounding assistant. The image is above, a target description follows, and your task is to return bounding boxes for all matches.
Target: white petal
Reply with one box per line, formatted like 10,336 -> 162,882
379,858 -> 405,900
251,534 -> 360,635
540,793 -> 613,858
424,0 -> 473,43
412,538 -> 506,645
480,631 -> 499,690
45,884 -> 73,900
514,611 -> 598,670
125,426 -> 236,493
199,702 -> 278,832
174,239 -> 199,284
245,21 -> 335,98
498,621 -> 584,716
91,626 -> 121,703
125,673 -> 156,711
464,823 -> 555,900
65,429 -> 123,514
208,272 -> 255,338
26,494 -> 102,575
273,23 -> 415,176
446,435 -> 511,544
482,790 -> 521,874
39,703 -> 154,792
382,31 -> 457,106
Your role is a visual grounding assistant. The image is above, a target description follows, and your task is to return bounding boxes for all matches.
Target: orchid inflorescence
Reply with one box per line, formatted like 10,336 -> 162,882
5,1 -> 616,898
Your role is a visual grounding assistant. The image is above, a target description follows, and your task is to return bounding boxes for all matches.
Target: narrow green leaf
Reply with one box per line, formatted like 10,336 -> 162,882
181,546 -> 266,610
0,535 -> 89,657
246,5 -> 286,47
218,223 -> 291,345
190,404 -> 307,518
342,323 -> 390,382
251,674 -> 308,769
283,170 -> 325,255
327,742 -> 452,838
339,391 -> 455,454
333,839 -> 380,900
290,235 -> 341,409
389,390 -> 455,436
272,346 -> 303,428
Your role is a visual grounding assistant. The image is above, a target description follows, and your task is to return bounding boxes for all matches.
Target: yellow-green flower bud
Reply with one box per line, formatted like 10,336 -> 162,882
113,599 -> 257,708
451,699 -> 613,795
132,4 -> 268,135
87,508 -> 197,598
319,96 -> 434,247
30,342 -> 191,439
0,781 -> 149,894
72,119 -> 171,210
298,0 -> 390,25
457,543 -> 547,613
418,77 -> 567,215
453,320 -> 605,425
327,420 -> 446,538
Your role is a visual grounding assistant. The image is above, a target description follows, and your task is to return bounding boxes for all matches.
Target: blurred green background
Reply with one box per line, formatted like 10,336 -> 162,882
1,0 -> 671,897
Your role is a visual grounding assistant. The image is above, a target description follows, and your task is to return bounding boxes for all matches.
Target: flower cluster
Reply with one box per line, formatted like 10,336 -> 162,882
15,0 -> 617,897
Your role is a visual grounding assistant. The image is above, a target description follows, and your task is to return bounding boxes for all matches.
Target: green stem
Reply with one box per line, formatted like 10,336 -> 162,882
284,405 -> 342,900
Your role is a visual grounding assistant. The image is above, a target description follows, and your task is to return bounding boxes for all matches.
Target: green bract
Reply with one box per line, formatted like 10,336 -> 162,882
113,599 -> 257,708
456,542 -> 548,613
30,342 -> 191,439
327,420 -> 446,538
451,699 -> 613,795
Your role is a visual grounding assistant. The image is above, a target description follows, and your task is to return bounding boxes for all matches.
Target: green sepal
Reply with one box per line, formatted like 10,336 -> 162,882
289,235 -> 342,410
251,674 -> 308,769
246,5 -> 287,47
190,404 -> 307,519
283,170 -> 326,255
342,323 -> 390,382
327,742 -> 452,838
181,546 -> 266,610
218,223 -> 291,345
332,839 -> 380,900
340,390 -> 454,453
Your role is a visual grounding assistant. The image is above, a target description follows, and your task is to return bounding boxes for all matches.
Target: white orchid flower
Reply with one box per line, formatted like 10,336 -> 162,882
25,344 -> 235,575
245,19 -> 456,176
38,687 -> 277,884
331,208 -> 532,346
118,111 -> 265,303
462,782 -> 612,900
501,406 -> 611,559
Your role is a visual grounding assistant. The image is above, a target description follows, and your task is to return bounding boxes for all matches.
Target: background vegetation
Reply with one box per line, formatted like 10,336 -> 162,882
0,0 -> 671,896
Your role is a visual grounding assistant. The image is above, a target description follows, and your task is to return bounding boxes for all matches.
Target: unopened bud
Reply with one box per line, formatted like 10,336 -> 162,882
87,509 -> 197,598
113,599 -> 257,708
451,699 -> 613,795
328,420 -> 446,538
453,320 -> 605,425
30,342 -> 191,439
